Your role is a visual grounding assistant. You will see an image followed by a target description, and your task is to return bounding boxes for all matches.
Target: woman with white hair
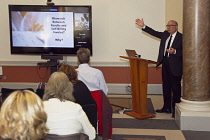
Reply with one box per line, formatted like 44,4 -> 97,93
43,72 -> 95,140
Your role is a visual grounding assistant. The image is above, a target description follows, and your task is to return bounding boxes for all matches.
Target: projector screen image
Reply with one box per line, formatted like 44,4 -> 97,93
8,5 -> 92,55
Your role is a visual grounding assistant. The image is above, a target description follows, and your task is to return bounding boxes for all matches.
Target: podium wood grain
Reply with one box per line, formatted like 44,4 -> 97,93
120,56 -> 157,119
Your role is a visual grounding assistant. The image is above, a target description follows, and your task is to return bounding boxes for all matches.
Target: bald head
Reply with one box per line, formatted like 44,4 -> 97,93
166,20 -> 178,35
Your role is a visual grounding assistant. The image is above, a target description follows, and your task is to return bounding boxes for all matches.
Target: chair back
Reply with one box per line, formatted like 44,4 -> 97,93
0,88 -> 34,105
81,104 -> 97,131
44,133 -> 89,140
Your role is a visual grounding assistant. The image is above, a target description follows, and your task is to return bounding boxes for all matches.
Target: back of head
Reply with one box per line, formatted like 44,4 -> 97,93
58,64 -> 78,84
0,90 -> 48,140
43,71 -> 75,102
77,48 -> 90,64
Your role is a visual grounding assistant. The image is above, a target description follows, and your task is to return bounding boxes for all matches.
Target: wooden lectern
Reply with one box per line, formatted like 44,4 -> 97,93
120,56 -> 157,119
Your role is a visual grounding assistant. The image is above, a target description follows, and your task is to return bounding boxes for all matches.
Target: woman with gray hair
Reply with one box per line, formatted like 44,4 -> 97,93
43,72 -> 96,140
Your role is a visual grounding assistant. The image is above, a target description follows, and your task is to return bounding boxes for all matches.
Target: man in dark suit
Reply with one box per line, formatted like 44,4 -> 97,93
135,18 -> 183,118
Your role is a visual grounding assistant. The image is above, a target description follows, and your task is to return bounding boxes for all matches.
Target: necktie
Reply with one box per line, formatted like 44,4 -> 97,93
165,35 -> 172,57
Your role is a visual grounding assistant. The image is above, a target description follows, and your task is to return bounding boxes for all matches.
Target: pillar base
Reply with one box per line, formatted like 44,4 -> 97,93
175,98 -> 210,131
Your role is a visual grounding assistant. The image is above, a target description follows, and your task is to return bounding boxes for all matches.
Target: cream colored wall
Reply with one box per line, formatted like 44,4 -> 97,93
0,0 -> 165,65
165,0 -> 183,33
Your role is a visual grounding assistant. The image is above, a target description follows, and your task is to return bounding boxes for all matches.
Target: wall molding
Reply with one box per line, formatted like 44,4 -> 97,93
0,60 -> 157,67
0,82 -> 162,95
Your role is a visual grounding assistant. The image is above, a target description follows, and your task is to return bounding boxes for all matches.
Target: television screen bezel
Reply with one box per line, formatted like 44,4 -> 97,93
8,4 -> 92,56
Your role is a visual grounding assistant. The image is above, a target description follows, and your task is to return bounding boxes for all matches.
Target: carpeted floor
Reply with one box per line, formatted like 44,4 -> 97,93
111,134 -> 166,140
108,95 -> 210,140
182,130 -> 210,140
112,118 -> 179,130
108,96 -> 172,140
109,97 -> 156,115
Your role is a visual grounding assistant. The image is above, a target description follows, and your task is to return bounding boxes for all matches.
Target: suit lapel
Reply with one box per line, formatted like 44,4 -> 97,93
171,32 -> 180,48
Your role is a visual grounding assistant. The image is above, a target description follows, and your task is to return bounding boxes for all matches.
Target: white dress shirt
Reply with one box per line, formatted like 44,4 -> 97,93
44,98 -> 96,140
76,63 -> 108,95
164,31 -> 177,56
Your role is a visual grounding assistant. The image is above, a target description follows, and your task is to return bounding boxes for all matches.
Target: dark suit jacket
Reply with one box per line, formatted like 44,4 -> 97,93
142,26 -> 183,76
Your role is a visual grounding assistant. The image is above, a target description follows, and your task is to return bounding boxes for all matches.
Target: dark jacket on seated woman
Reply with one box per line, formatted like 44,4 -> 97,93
73,80 -> 96,105
58,64 -> 96,106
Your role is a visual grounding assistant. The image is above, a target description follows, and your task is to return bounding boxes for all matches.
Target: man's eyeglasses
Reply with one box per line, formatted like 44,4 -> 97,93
166,25 -> 177,27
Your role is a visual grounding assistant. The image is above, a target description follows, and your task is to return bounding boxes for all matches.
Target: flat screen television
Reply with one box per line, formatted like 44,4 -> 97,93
8,5 -> 92,55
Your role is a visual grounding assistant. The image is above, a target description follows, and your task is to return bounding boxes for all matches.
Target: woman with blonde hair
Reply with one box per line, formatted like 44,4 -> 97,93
0,90 -> 48,140
43,72 -> 96,140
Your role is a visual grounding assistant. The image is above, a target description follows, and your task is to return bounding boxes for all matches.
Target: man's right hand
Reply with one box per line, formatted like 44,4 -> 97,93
135,18 -> 145,27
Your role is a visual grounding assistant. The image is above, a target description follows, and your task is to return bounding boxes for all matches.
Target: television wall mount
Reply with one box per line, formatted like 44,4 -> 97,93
46,0 -> 55,6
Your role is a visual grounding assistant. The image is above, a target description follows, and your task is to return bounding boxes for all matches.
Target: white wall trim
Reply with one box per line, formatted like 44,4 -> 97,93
0,82 -> 162,95
107,84 -> 162,95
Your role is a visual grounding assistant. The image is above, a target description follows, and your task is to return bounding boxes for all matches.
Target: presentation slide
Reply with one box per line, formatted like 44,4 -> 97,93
11,11 -> 74,48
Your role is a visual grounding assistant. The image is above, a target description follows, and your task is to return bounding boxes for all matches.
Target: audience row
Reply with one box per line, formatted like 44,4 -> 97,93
0,48 -> 112,140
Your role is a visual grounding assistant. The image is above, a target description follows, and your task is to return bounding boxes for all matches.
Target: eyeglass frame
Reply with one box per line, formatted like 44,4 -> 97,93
166,25 -> 177,27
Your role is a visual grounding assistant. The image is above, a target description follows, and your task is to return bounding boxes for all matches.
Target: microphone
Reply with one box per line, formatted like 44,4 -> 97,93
135,54 -> 141,58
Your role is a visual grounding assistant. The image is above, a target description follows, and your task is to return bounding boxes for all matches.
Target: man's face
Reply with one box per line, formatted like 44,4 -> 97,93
166,20 -> 178,34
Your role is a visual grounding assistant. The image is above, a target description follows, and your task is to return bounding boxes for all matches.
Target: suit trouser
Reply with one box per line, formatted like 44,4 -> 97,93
161,57 -> 182,113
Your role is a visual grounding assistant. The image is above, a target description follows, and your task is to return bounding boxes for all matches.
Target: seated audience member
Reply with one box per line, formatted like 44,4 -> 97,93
0,90 -> 48,140
43,72 -> 96,140
76,48 -> 108,95
58,64 -> 96,106
58,64 -> 98,131
76,48 -> 112,140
